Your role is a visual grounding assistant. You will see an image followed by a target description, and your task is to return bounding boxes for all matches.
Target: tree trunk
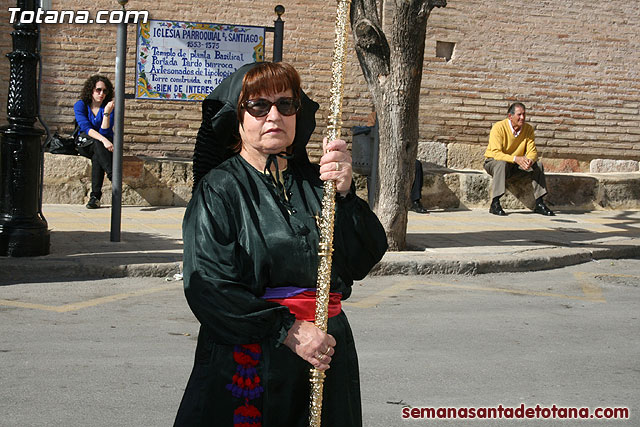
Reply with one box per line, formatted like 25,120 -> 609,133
350,0 -> 446,250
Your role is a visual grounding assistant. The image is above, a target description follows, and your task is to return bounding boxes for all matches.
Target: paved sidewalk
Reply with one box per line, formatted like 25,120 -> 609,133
1,204 -> 639,283
381,208 -> 640,275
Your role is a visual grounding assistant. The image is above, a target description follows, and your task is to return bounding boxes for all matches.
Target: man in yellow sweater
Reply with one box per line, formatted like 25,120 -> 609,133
484,102 -> 554,216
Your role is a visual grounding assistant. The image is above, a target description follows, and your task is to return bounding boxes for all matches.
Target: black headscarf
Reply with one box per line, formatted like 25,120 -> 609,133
192,62 -> 320,192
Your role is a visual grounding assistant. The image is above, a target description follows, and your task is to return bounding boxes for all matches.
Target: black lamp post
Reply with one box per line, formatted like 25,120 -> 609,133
273,5 -> 285,62
0,0 -> 50,256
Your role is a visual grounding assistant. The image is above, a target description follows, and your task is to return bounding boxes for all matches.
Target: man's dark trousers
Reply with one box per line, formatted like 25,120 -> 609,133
483,158 -> 548,199
411,160 -> 423,202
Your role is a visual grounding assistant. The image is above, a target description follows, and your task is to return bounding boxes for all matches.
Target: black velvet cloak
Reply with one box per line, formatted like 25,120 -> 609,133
175,63 -> 388,427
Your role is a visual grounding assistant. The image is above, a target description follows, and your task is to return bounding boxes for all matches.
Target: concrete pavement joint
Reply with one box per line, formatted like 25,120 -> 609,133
345,277 -> 606,308
0,282 -> 181,312
419,280 -> 607,303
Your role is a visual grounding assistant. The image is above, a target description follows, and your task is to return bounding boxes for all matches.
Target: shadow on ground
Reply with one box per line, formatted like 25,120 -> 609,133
406,210 -> 640,251
0,231 -> 183,285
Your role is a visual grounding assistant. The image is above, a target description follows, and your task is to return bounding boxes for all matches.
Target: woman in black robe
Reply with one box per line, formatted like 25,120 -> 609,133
174,62 -> 387,427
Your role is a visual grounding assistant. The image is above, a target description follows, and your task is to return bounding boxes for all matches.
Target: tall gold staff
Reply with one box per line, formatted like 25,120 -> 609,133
309,0 -> 352,426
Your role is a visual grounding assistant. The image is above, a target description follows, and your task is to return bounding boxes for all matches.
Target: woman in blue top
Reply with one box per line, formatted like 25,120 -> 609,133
73,75 -> 115,209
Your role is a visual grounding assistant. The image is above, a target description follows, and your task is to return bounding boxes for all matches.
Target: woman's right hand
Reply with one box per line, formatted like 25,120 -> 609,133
283,320 -> 336,371
102,139 -> 114,152
103,100 -> 115,115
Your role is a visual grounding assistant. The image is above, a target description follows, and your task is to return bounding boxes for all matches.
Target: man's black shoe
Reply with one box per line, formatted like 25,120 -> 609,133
534,201 -> 554,216
86,196 -> 100,209
410,201 -> 429,214
489,199 -> 506,216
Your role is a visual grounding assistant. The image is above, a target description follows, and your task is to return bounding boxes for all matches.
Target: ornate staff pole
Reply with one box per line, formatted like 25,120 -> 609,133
309,0 -> 351,425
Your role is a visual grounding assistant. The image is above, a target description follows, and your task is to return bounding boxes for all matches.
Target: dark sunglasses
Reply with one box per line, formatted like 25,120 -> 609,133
94,88 -> 108,94
242,97 -> 300,117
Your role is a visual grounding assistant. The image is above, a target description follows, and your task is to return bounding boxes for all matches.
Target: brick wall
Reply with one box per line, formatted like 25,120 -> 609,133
422,0 -> 640,169
0,0 -> 638,169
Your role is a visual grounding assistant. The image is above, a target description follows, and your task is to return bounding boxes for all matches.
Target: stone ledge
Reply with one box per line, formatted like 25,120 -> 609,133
421,164 -> 640,210
43,153 -> 192,206
43,154 -> 640,210
590,158 -> 639,173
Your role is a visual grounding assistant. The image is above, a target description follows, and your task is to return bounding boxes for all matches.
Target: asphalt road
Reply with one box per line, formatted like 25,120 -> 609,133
1,259 -> 638,426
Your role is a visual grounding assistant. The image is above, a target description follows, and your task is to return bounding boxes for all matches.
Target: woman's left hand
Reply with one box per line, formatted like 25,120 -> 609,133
319,138 -> 352,196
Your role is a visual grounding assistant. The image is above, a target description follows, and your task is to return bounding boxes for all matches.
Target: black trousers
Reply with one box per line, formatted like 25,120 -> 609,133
410,159 -> 423,202
78,138 -> 113,199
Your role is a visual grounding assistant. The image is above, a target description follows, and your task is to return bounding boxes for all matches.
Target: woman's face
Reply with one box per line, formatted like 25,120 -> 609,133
92,81 -> 108,105
239,89 -> 296,160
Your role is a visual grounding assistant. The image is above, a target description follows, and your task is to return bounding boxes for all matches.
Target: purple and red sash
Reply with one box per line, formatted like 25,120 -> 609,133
227,287 -> 342,426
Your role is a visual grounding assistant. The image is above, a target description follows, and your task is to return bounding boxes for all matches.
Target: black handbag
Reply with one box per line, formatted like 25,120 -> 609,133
76,132 -> 96,148
73,121 -> 100,158
73,121 -> 93,148
44,132 -> 78,156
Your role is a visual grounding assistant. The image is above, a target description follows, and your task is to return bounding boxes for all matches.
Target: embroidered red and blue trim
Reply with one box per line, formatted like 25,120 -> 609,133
226,343 -> 264,426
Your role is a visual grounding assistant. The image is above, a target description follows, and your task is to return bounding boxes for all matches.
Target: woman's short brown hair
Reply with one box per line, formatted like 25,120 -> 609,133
237,62 -> 301,124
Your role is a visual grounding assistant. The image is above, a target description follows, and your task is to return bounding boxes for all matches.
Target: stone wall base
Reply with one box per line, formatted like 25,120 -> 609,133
44,153 -> 192,206
44,153 -> 640,210
418,141 -> 640,174
421,166 -> 640,211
